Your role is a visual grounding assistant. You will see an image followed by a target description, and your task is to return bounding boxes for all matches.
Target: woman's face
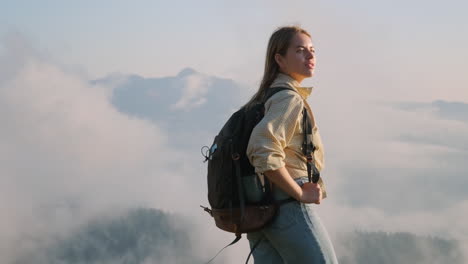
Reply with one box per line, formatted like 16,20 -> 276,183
275,33 -> 316,83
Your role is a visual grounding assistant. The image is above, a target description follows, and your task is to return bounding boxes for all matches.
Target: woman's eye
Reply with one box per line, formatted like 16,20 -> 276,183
297,48 -> 316,53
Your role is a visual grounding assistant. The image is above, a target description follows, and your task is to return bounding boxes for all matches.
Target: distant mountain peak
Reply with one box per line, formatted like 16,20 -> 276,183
177,67 -> 198,78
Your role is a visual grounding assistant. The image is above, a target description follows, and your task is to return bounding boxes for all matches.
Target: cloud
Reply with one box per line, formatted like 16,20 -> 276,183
0,33 -> 220,263
397,100 -> 468,124
0,36 -> 166,206
171,71 -> 211,111
310,95 -> 468,262
2,30 -> 466,263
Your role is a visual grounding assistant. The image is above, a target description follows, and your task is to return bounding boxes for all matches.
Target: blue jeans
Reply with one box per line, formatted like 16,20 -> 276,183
246,177 -> 339,264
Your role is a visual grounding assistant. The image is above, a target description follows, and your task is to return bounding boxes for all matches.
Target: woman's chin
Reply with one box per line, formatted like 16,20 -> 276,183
304,71 -> 314,78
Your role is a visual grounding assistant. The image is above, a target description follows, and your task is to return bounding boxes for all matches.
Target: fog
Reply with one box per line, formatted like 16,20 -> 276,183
1,31 -> 467,263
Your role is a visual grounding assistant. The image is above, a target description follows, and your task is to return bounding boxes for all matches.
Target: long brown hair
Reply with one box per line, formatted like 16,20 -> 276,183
244,26 -> 311,109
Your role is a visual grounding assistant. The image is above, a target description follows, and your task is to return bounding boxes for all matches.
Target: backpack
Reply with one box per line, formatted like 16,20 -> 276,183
200,86 -> 320,263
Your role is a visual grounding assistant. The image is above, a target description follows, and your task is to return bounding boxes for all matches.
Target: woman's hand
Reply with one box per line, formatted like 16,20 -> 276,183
299,182 -> 322,204
263,167 -> 322,204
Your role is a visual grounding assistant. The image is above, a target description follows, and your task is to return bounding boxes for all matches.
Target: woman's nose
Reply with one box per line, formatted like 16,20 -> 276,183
305,50 -> 315,59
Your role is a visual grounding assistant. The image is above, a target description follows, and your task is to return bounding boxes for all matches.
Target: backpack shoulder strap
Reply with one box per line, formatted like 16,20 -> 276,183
204,234 -> 242,264
263,86 -> 297,103
264,86 -> 320,184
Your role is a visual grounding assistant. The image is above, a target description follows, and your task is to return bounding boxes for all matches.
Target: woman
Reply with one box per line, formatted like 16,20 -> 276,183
245,26 -> 339,263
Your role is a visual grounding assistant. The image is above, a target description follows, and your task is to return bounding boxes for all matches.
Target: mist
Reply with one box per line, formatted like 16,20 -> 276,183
1,30 -> 467,263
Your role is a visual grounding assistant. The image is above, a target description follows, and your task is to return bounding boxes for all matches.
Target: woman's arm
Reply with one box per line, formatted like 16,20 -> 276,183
264,167 -> 322,204
247,91 -> 321,203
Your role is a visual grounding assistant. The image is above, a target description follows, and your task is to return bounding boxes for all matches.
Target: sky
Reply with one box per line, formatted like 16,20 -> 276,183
1,1 -> 468,263
2,0 -> 466,85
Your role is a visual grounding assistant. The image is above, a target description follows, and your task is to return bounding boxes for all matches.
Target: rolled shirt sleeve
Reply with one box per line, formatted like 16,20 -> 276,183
247,90 -> 304,174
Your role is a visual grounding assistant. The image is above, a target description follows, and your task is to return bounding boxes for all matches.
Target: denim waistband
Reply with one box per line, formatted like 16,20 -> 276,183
273,176 -> 309,201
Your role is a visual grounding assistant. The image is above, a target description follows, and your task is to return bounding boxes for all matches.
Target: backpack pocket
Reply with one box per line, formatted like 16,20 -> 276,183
242,174 -> 266,203
207,135 -> 236,209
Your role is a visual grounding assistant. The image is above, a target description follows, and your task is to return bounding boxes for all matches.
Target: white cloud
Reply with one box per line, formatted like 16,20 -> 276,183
0,34 -> 209,263
312,94 -> 468,261
171,73 -> 211,111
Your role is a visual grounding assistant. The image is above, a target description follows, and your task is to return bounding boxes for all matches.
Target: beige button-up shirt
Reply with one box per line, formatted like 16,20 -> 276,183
246,73 -> 327,198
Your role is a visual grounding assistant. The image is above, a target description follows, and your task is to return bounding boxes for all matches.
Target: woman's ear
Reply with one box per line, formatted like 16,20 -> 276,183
274,53 -> 285,70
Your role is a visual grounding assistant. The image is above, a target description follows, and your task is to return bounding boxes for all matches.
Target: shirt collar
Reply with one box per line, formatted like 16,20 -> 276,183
270,73 -> 313,99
